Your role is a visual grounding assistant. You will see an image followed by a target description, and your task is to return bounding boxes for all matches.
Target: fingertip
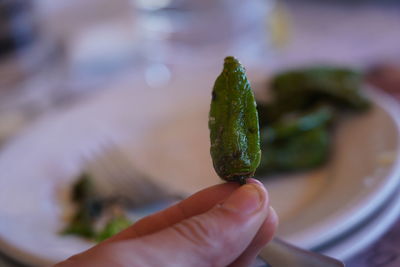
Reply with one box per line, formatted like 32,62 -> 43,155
222,182 -> 268,215
246,178 -> 269,203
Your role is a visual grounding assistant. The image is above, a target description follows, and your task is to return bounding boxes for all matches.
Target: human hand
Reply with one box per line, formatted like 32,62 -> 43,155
55,178 -> 278,267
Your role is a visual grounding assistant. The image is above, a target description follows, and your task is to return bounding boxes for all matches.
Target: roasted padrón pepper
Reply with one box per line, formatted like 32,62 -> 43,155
209,56 -> 261,183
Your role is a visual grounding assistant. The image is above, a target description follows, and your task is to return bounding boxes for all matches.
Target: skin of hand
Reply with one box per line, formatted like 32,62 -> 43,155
55,178 -> 278,267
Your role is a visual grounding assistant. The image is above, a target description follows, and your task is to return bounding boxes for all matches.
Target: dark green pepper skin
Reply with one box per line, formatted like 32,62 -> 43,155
95,215 -> 132,242
257,127 -> 330,174
62,173 -> 103,239
270,66 -> 371,115
209,57 -> 261,183
263,105 -> 334,141
256,106 -> 333,175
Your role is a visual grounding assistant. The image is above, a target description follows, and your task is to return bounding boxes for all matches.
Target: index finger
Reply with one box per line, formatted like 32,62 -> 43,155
106,182 -> 240,242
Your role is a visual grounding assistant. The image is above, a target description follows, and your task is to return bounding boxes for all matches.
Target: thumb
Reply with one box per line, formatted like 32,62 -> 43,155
128,181 -> 270,267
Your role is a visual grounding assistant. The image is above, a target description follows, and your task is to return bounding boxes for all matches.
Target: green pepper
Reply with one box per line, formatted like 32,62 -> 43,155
61,208 -> 96,239
270,66 -> 371,114
62,173 -> 103,239
257,127 -> 330,174
263,105 -> 334,142
257,106 -> 333,175
209,57 -> 261,183
71,173 -> 98,204
95,215 -> 132,242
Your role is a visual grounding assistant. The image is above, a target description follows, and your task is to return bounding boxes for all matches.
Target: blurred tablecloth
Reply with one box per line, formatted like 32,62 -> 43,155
347,221 -> 400,266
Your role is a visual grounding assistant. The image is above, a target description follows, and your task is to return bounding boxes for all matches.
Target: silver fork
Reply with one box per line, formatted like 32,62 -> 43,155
85,145 -> 182,207
84,145 -> 344,267
258,238 -> 344,267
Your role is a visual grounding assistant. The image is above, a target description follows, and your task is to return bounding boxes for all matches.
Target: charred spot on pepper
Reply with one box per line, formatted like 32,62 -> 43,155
232,150 -> 242,159
225,173 -> 253,185
248,127 -> 257,134
212,91 -> 217,101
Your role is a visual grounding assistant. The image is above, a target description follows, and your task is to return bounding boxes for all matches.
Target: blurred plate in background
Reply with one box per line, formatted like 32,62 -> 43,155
0,72 -> 399,265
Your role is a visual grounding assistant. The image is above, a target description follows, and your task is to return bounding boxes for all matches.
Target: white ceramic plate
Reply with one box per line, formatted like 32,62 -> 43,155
0,72 -> 399,265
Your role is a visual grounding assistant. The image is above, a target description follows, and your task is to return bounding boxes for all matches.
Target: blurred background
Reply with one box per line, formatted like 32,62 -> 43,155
1,0 -> 400,140
0,0 -> 400,266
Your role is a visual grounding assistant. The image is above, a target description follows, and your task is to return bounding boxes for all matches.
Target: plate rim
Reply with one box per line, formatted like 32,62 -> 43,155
320,179 -> 400,261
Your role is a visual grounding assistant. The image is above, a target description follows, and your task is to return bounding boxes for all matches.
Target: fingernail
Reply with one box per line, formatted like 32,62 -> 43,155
222,183 -> 266,215
246,178 -> 264,187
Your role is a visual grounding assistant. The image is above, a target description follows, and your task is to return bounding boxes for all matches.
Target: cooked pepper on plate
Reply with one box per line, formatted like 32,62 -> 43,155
256,66 -> 371,175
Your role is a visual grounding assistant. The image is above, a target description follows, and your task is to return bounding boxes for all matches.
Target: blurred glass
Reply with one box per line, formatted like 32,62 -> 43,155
0,0 -> 61,87
29,0 -> 283,90
0,0 -> 64,141
130,0 -> 278,71
0,0 -> 39,86
0,0 -> 37,58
